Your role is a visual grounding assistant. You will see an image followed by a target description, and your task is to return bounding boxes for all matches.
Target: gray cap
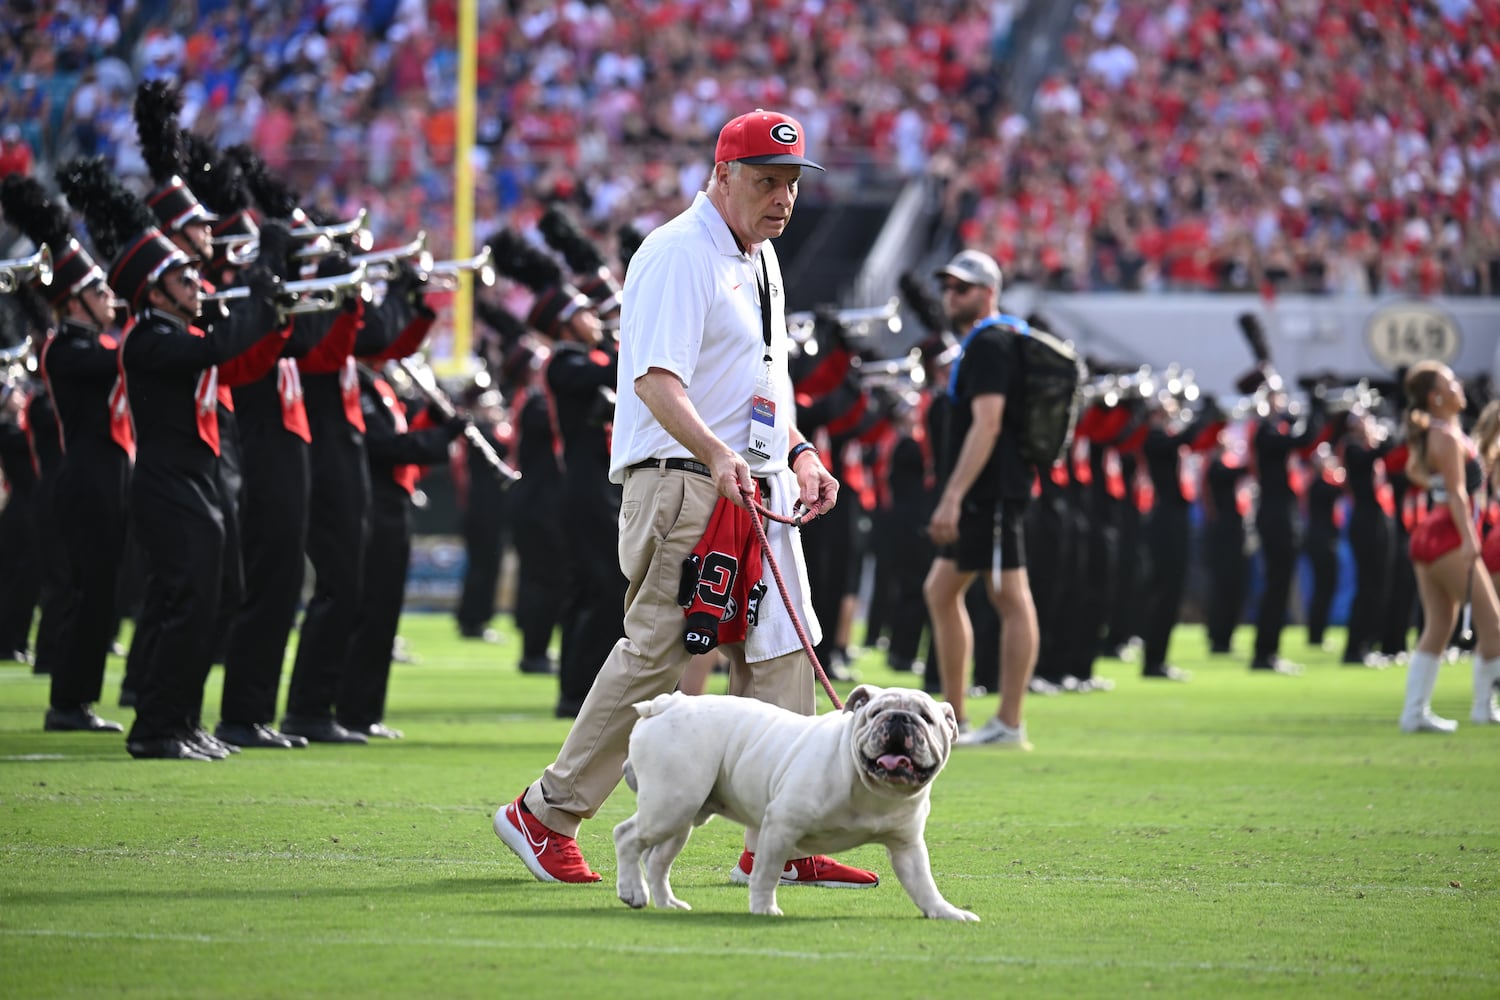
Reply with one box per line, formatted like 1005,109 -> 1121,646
934,249 -> 1002,291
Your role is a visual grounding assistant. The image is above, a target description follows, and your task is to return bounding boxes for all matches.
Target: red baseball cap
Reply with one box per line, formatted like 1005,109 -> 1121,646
714,109 -> 824,171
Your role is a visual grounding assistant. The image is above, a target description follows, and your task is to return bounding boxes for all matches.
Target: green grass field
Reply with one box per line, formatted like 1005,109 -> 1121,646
2,615 -> 1498,999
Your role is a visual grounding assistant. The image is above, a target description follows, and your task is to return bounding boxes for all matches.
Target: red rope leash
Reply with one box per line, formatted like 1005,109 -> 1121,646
741,485 -> 843,711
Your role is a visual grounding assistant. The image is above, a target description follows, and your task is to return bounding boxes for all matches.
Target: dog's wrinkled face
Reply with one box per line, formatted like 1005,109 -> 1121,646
844,685 -> 956,794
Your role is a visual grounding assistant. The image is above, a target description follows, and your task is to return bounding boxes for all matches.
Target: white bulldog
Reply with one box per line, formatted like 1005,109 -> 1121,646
613,684 -> 978,921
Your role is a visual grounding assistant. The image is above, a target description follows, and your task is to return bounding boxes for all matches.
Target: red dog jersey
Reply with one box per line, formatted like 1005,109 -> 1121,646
678,493 -> 769,654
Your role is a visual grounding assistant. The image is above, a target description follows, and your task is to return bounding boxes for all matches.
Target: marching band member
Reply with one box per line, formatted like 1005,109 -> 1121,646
0,289 -> 54,669
491,225 -> 623,717
1246,370 -> 1326,675
1,174 -> 131,732
278,239 -> 434,744
57,157 -> 289,760
1340,406 -> 1398,666
340,362 -> 468,738
1201,416 -> 1254,656
1301,437 -> 1347,652
212,145 -> 332,747
1137,385 -> 1225,681
476,306 -> 564,676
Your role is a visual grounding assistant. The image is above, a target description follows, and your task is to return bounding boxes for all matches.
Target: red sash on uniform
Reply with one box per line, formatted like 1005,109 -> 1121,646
116,317 -> 216,455
1070,438 -> 1092,486
16,388 -> 38,477
372,375 -> 420,494
187,324 -> 222,455
104,331 -> 138,460
340,356 -> 365,432
297,303 -> 365,432
1178,447 -> 1199,504
276,358 -> 311,442
1104,448 -> 1126,500
1133,462 -> 1154,513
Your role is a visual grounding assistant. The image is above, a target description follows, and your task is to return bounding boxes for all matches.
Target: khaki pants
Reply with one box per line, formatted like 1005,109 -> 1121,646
525,465 -> 814,837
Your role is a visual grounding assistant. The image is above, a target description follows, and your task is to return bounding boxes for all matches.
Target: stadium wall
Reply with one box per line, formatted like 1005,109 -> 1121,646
1001,291 -> 1500,396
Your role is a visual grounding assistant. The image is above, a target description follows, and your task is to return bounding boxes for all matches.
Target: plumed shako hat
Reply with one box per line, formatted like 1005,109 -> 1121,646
56,157 -> 189,312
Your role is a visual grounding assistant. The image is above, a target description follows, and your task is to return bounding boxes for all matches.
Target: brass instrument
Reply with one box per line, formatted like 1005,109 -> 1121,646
786,297 -> 903,345
420,246 -> 496,291
201,264 -> 373,315
1,335 -> 36,408
351,232 -> 431,281
391,357 -> 521,487
1320,378 -> 1382,416
212,209 -> 374,265
0,245 -> 53,293
851,348 -> 928,391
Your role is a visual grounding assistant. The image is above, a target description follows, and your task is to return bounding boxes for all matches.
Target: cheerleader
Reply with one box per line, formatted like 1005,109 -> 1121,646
1472,399 -> 1500,723
1400,363 -> 1500,733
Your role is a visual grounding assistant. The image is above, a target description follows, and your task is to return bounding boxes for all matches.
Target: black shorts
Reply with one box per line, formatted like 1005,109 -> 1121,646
938,497 -> 1028,573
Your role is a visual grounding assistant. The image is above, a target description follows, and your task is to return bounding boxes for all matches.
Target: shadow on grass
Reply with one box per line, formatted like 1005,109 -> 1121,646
6,875 -> 875,924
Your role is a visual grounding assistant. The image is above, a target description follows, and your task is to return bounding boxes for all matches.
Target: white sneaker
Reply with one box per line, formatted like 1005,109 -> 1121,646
1399,710 -> 1458,734
955,716 -> 1032,750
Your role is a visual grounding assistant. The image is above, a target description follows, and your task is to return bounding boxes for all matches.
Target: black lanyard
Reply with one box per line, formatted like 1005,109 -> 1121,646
754,252 -> 772,364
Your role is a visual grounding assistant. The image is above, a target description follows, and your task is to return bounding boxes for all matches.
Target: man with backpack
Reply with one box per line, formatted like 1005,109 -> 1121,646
922,249 -> 1040,749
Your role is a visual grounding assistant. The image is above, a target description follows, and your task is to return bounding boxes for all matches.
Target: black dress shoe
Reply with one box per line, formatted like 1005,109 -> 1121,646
459,627 -> 500,643
118,688 -> 138,708
280,715 -> 368,744
519,656 -> 558,675
342,721 -> 404,740
1250,654 -> 1303,675
192,727 -> 241,755
44,706 -> 125,732
180,729 -> 231,759
127,736 -> 214,761
215,721 -> 298,749
1142,664 -> 1192,682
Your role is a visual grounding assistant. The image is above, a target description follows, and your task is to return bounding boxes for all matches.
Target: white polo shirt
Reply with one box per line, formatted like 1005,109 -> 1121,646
609,191 -> 795,484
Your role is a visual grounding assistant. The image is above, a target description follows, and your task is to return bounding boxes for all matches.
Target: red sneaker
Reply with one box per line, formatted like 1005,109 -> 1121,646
729,850 -> 879,888
493,795 -> 601,883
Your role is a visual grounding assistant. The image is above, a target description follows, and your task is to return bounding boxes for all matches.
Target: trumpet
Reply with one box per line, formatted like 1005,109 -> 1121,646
351,232 -> 431,281
201,264 -> 373,315
851,349 -> 928,391
0,245 -> 53,293
787,297 -> 903,343
212,209 -> 374,266
0,334 -> 34,366
420,246 -> 496,291
1,335 -> 36,406
391,357 -> 520,487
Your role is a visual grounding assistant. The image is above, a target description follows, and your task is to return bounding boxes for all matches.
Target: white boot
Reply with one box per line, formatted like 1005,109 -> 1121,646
1471,656 -> 1500,724
1400,651 -> 1458,733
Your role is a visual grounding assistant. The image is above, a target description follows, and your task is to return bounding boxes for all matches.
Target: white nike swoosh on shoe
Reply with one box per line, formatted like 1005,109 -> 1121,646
513,804 -> 548,855
495,804 -> 556,882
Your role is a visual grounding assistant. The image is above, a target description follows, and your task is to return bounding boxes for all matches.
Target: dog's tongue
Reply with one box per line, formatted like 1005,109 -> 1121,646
877,753 -> 912,771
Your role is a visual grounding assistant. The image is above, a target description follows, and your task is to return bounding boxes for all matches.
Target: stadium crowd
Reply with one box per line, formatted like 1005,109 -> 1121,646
4,0 -> 1496,299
